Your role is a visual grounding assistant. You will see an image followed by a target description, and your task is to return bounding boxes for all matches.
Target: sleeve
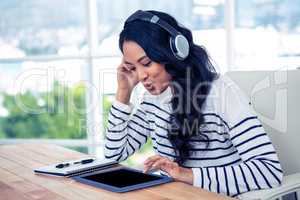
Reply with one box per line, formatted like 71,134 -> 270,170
192,79 -> 283,197
104,100 -> 152,162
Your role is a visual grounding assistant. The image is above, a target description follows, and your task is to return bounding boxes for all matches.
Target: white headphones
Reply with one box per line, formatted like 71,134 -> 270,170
125,10 -> 190,61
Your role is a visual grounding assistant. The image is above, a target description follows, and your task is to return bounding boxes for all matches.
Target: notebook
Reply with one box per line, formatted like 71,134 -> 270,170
34,157 -> 118,177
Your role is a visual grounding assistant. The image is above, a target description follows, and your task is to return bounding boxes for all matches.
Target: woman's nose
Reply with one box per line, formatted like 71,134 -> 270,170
137,68 -> 148,82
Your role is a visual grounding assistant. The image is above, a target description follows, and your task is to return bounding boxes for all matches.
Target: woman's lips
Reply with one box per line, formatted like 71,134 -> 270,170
143,83 -> 154,90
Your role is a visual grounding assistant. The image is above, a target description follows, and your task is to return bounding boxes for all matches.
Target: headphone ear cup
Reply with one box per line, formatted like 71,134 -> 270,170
169,37 -> 179,59
169,35 -> 189,60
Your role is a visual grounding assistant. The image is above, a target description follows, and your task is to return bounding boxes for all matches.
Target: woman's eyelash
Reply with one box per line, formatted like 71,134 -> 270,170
144,61 -> 152,66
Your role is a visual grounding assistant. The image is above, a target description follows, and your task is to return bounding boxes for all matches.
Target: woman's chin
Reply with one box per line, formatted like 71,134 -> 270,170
146,87 -> 160,95
146,85 -> 169,95
150,88 -> 167,95
148,89 -> 159,95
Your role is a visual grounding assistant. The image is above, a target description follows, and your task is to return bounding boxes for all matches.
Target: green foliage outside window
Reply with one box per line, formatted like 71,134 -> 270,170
0,81 -> 153,166
0,82 -> 88,139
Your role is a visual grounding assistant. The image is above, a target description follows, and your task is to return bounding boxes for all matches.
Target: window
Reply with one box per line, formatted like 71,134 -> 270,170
0,0 -> 87,58
0,0 -> 89,153
0,60 -> 86,139
234,0 -> 300,70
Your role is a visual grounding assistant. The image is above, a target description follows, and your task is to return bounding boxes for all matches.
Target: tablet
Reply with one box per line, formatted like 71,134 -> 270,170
72,167 -> 173,193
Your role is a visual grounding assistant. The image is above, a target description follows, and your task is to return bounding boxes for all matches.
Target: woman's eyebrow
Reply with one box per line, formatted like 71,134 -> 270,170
124,55 -> 148,65
124,61 -> 133,65
137,55 -> 148,63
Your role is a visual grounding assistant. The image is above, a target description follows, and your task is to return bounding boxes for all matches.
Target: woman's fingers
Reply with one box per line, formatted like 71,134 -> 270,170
117,58 -> 139,90
118,58 -> 134,72
152,159 -> 169,170
125,64 -> 135,71
143,155 -> 172,173
144,156 -> 163,170
144,158 -> 165,173
117,63 -> 130,72
143,155 -> 162,172
144,155 -> 162,165
143,155 -> 193,184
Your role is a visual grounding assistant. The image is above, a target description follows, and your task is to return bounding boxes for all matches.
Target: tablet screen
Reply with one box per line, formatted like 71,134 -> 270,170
82,168 -> 163,188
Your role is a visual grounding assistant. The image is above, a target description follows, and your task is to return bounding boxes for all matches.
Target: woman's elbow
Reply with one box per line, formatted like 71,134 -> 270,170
269,170 -> 283,188
104,145 -> 127,162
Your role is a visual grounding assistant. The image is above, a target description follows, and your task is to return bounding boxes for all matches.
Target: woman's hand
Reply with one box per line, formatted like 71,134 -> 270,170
143,155 -> 194,185
116,58 -> 139,104
117,58 -> 139,91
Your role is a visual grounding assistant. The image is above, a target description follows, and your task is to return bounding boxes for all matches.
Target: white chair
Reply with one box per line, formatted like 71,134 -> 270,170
226,70 -> 300,200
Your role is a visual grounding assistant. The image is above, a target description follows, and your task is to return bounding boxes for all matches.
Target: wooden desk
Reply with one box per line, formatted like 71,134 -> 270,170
0,144 -> 234,200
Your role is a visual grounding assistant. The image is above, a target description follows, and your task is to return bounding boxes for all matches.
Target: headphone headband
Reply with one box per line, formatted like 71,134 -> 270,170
125,10 -> 180,37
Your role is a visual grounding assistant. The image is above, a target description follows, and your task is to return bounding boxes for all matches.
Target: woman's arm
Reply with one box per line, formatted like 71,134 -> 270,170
191,117 -> 283,197
104,98 -> 152,162
104,59 -> 152,161
191,81 -> 283,197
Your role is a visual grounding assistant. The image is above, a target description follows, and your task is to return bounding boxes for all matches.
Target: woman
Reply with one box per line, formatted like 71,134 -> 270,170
104,10 -> 283,197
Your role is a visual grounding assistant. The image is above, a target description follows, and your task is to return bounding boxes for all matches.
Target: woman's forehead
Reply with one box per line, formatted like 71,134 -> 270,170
123,41 -> 144,53
123,41 -> 148,62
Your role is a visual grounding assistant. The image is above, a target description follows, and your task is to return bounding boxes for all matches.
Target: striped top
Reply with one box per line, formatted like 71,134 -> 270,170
104,75 -> 283,197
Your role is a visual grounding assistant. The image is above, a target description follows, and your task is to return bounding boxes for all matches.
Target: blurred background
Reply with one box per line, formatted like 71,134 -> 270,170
0,0 -> 299,166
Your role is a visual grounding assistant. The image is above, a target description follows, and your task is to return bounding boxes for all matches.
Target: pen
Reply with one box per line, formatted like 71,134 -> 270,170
55,158 -> 94,168
73,158 -> 94,165
55,163 -> 70,168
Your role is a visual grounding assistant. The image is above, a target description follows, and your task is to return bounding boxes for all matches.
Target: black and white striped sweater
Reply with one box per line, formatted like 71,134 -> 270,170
104,75 -> 283,197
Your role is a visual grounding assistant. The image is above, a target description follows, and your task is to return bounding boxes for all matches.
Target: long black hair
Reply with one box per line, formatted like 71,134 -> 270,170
119,10 -> 219,165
